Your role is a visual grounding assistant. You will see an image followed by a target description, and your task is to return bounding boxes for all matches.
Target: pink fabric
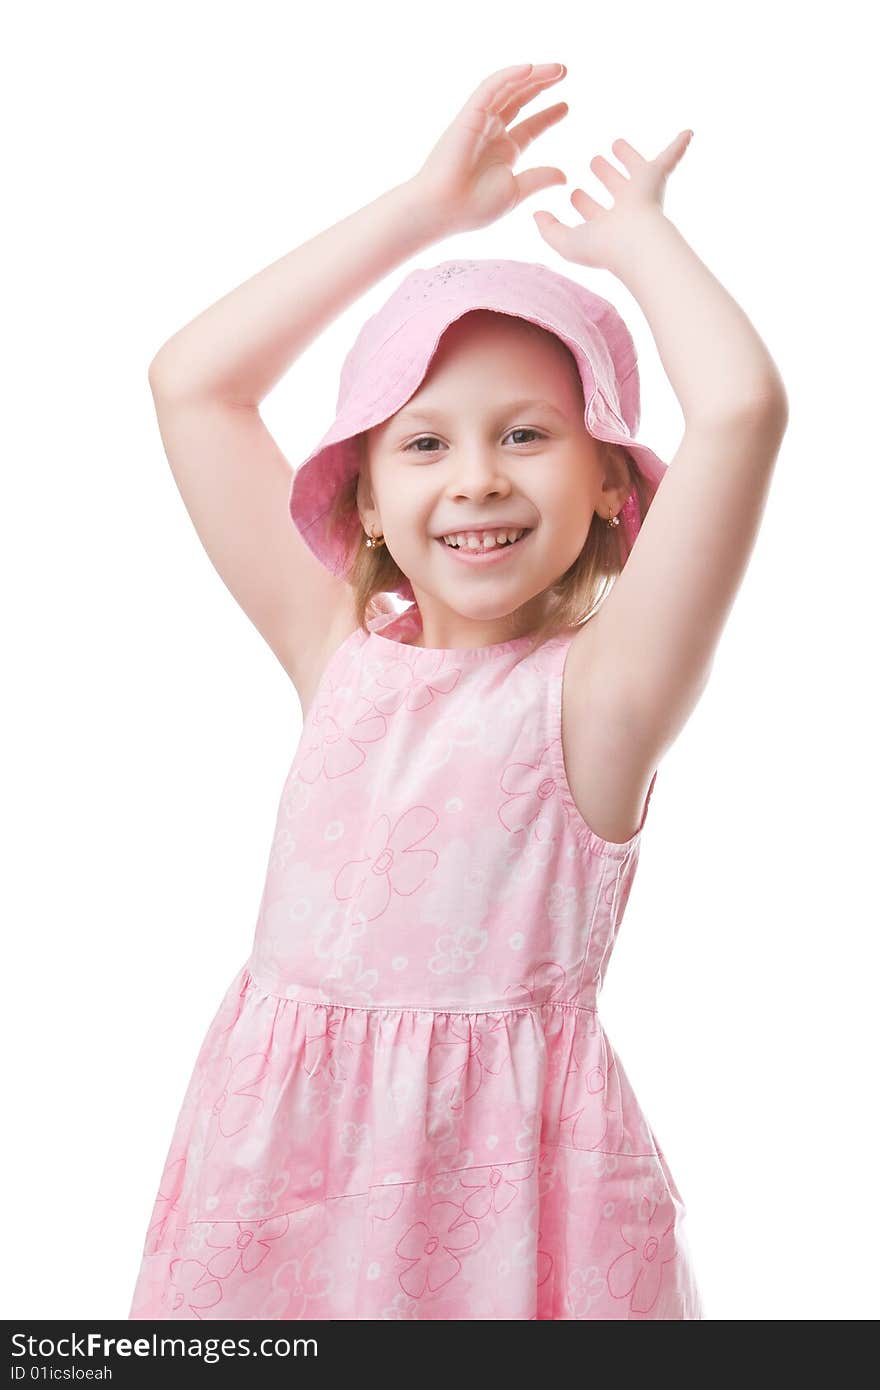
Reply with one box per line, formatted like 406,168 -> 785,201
128,605 -> 702,1320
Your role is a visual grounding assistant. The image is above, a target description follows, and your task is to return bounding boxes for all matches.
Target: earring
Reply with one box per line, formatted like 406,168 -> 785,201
606,508 -> 620,529
364,526 -> 386,549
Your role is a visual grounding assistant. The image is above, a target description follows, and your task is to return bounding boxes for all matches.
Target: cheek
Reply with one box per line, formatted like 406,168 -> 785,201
545,470 -> 596,528
537,486 -> 590,535
382,513 -> 434,554
532,487 -> 595,566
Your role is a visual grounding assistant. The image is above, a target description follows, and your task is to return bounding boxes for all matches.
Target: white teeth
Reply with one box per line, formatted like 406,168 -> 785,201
441,528 -> 527,549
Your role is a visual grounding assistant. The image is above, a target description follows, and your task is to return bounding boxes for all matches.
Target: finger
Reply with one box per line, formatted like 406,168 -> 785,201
653,129 -> 693,174
469,64 -> 534,111
589,153 -> 629,190
570,186 -> 607,220
458,65 -> 533,137
530,209 -> 582,258
610,137 -> 646,174
507,102 -> 569,157
445,66 -> 531,143
497,63 -> 567,126
513,166 -> 568,204
470,63 -> 559,124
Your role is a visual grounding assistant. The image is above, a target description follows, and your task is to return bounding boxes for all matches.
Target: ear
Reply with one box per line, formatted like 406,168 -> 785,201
355,466 -> 380,537
599,442 -> 634,513
355,464 -> 372,514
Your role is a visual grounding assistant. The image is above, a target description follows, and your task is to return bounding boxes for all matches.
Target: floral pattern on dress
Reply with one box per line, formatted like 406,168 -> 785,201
129,604 -> 700,1320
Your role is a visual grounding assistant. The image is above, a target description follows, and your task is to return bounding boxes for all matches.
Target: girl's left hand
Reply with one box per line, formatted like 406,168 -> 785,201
532,129 -> 694,272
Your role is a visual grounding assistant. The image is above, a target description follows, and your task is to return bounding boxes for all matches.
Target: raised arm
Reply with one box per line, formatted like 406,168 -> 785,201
148,183 -> 437,408
146,62 -> 570,703
147,180 -> 440,698
536,133 -> 789,767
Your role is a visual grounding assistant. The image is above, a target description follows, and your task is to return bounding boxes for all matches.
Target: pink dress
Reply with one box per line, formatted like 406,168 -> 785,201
128,603 -> 702,1321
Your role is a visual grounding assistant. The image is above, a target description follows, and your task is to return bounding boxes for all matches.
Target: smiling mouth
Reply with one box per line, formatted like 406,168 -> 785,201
434,528 -> 537,567
436,529 -> 534,551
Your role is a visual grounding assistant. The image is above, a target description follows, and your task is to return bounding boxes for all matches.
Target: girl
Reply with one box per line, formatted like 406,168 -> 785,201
129,62 -> 788,1321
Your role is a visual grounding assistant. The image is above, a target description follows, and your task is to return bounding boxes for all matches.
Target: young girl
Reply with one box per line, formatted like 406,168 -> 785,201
129,62 -> 787,1321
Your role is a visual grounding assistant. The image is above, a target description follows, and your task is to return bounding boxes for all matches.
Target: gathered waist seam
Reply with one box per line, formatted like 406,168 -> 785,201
242,967 -> 598,1017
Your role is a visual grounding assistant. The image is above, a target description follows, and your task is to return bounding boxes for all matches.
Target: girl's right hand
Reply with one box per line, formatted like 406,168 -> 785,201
407,63 -> 569,238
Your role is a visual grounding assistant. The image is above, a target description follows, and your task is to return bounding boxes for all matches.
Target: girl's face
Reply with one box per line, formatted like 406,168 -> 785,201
359,311 -> 629,649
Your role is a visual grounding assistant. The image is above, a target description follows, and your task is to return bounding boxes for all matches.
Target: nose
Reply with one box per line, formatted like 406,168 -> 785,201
446,450 -> 514,500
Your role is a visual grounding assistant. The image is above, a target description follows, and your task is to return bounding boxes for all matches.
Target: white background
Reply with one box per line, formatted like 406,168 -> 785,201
3,0 -> 877,1321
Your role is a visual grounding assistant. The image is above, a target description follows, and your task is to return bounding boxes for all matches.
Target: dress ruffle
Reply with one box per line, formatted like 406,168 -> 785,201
129,963 -> 701,1321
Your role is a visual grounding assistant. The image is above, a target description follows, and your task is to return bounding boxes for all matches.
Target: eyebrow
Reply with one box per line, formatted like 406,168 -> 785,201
393,397 -> 570,426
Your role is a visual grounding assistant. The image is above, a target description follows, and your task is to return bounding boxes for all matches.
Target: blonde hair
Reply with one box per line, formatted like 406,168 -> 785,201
324,314 -> 659,660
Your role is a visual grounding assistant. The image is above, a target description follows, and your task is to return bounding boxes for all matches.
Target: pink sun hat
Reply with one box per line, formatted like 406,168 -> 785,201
288,257 -> 667,603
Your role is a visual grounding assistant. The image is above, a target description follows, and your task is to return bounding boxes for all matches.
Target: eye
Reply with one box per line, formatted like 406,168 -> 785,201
403,428 -> 546,453
505,428 -> 544,446
404,435 -> 443,453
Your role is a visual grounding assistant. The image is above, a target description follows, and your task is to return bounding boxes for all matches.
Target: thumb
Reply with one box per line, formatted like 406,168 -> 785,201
514,166 -> 567,203
531,208 -> 573,255
655,128 -> 693,175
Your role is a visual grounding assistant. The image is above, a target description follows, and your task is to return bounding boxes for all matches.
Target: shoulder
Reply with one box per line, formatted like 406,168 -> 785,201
558,613 -> 659,847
